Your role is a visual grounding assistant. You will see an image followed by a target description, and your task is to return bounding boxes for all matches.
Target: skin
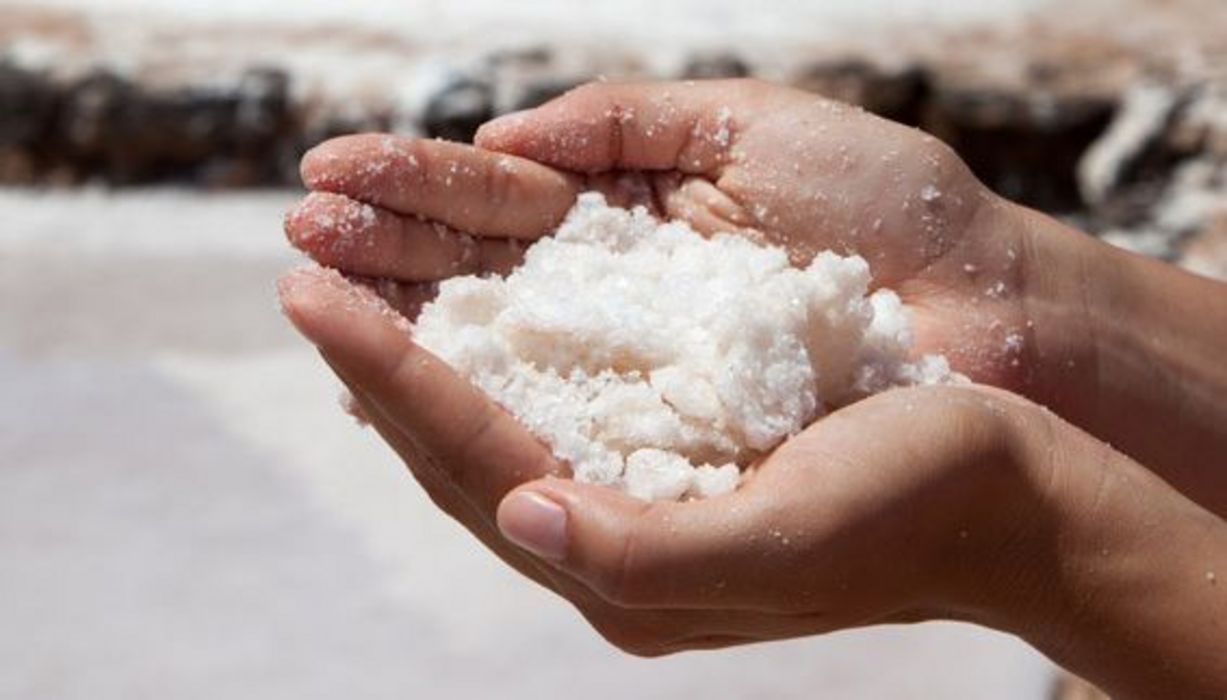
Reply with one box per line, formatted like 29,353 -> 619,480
278,80 -> 1227,697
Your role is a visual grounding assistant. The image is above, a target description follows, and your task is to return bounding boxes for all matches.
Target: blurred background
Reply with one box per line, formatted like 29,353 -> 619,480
2,1 -> 1224,698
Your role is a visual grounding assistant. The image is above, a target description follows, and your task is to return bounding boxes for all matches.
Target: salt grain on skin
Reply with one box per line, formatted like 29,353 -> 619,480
1004,332 -> 1025,353
712,106 -> 733,148
413,193 -> 961,501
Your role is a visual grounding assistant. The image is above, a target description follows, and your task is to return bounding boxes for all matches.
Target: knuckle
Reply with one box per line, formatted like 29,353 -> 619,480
916,135 -> 972,183
383,341 -> 431,394
450,404 -> 501,478
590,505 -> 661,607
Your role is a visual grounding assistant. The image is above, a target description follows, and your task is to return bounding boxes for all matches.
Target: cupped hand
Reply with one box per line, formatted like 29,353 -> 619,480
488,80 -> 1062,388
278,80 -> 1227,694
276,78 -> 1065,650
277,265 -> 1052,654
286,80 -> 1055,390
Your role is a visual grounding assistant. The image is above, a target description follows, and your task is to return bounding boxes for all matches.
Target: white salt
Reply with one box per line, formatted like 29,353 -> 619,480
711,106 -> 733,147
413,193 -> 960,501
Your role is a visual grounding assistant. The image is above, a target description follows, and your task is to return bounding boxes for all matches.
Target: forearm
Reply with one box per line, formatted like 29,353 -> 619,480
1013,202 -> 1227,515
999,421 -> 1227,699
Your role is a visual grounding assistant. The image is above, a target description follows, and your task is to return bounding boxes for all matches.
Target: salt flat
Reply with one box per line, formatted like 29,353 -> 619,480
26,0 -> 1049,47
1,0 -> 1053,108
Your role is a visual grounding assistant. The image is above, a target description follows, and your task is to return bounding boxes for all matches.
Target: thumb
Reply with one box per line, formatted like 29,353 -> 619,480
495,475 -> 787,611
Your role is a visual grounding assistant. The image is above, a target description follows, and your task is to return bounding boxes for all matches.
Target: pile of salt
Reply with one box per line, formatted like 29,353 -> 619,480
413,193 -> 958,501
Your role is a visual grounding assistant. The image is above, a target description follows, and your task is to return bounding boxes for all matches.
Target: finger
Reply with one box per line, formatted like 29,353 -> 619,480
475,79 -> 766,175
324,352 -> 802,652
332,366 -> 479,526
493,390 -> 974,618
329,276 -> 437,325
285,192 -> 528,280
369,279 -> 438,323
323,331 -> 852,649
330,380 -> 844,654
277,265 -> 564,517
323,276 -> 436,325
581,171 -> 658,211
651,173 -> 758,237
495,474 -> 809,612
333,368 -> 797,645
300,134 -> 579,238
328,365 -> 563,579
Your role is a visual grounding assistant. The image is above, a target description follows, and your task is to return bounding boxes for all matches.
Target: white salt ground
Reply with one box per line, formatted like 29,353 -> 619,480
414,193 -> 961,501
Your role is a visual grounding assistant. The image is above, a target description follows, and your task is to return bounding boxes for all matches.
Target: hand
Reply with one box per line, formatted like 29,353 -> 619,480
472,79 -> 1046,390
278,81 -> 1057,649
473,80 -> 1227,513
275,263 -> 1045,653
278,267 -> 1227,699
278,79 -> 1227,696
284,79 -> 1227,514
286,80 -> 1043,389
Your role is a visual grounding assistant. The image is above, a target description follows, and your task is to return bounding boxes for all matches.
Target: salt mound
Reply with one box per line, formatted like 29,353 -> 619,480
413,193 -> 958,501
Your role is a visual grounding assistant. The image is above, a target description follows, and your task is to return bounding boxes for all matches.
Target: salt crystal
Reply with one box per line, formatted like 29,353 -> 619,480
379,136 -> 402,155
689,464 -> 741,499
712,106 -> 733,147
624,449 -> 696,501
413,193 -> 960,501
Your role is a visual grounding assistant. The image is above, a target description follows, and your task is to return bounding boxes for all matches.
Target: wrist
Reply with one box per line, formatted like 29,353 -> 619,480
968,406 -> 1227,698
995,200 -> 1107,410
923,391 -> 1072,628
1004,198 -> 1227,509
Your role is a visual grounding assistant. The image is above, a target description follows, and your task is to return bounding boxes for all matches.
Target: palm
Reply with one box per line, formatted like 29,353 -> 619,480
721,113 -> 1031,388
486,81 -> 1033,389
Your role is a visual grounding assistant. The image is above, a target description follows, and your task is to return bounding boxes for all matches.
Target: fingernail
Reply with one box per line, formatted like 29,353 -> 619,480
498,491 -> 568,561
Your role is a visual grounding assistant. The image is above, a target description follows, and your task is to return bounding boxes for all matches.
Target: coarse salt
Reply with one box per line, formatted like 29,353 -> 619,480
413,193 -> 960,501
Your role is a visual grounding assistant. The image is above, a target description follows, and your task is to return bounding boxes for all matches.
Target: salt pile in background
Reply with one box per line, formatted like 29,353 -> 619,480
414,193 -> 958,501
